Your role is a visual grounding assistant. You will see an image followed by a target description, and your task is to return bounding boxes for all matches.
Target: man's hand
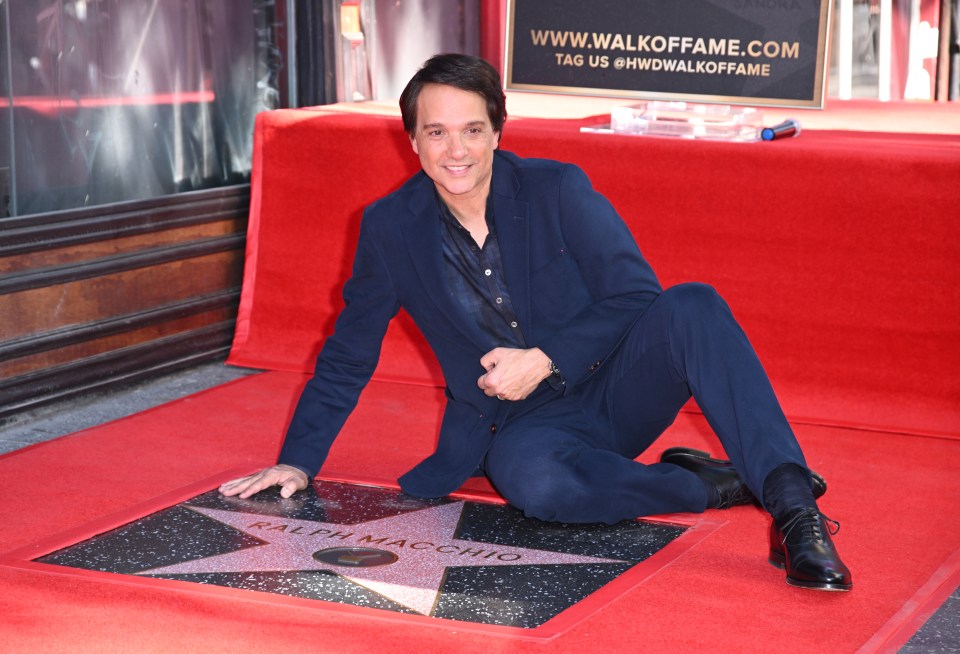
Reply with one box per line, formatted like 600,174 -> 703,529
477,347 -> 552,401
219,464 -> 309,499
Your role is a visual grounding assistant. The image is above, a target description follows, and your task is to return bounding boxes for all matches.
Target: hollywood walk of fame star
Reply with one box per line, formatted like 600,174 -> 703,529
137,501 -> 627,615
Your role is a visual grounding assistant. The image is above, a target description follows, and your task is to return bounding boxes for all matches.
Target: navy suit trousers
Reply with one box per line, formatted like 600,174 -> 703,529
482,283 -> 809,524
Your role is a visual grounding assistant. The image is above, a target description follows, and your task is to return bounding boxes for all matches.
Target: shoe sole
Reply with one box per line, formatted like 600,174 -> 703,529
661,446 -> 756,508
661,447 -> 732,467
785,577 -> 853,592
662,447 -> 827,499
768,549 -> 852,591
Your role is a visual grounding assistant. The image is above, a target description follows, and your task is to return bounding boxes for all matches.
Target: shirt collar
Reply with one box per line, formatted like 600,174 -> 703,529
436,189 -> 496,235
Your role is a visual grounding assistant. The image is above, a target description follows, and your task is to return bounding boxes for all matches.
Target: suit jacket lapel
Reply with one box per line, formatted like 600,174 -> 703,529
401,175 -> 491,352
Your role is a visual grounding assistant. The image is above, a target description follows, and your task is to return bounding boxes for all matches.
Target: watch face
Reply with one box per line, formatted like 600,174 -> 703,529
549,361 -> 561,377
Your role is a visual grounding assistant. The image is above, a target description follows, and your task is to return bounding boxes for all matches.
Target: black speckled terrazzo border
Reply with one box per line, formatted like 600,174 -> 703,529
27,478 -> 705,634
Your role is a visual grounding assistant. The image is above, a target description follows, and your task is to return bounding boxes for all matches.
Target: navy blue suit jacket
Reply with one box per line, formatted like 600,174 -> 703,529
279,150 -> 663,497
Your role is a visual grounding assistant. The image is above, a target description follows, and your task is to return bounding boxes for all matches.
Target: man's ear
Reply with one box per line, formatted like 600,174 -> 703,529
409,134 -> 419,155
494,131 -> 502,150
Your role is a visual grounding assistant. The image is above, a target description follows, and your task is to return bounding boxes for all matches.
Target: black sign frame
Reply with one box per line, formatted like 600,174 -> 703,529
505,0 -> 832,108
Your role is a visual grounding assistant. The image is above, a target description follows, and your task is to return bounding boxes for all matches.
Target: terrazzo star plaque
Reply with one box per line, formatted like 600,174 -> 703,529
35,479 -> 691,630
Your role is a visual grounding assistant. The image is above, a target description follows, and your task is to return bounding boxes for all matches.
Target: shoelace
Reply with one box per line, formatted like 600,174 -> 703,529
780,507 -> 840,545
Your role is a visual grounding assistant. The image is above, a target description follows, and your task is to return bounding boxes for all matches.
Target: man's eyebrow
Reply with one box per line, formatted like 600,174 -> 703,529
420,120 -> 487,131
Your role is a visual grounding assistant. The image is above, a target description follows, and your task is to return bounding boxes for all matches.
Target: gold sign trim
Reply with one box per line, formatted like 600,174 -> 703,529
504,0 -> 833,110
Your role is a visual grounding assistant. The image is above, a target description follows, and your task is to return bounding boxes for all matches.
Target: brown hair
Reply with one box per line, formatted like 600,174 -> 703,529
399,54 -> 507,136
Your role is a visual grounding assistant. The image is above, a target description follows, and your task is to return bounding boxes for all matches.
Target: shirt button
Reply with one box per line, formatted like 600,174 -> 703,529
510,321 -> 518,328
484,269 -> 492,276
495,297 -> 503,304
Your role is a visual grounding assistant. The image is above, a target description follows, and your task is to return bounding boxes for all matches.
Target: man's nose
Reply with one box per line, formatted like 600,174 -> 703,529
447,134 -> 468,158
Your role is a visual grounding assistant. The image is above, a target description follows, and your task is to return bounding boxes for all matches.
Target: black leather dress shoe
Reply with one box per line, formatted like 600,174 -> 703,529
769,508 -> 852,591
659,447 -> 828,500
660,447 -> 756,509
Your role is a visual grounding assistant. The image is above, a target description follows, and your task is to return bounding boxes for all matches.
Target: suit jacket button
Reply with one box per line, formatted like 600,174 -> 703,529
490,424 -> 497,433
589,360 -> 602,370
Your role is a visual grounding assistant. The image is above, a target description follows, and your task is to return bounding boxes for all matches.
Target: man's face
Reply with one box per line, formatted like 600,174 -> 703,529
409,83 -> 500,211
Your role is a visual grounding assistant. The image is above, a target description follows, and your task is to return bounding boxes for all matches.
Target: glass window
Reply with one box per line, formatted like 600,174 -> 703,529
0,0 -> 282,218
828,0 -> 946,100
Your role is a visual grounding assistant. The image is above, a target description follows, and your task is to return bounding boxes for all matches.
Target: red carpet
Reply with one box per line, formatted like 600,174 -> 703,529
1,371 -> 959,652
3,99 -> 959,651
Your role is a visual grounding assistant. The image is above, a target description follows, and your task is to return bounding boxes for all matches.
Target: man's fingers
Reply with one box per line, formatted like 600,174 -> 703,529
218,474 -> 258,496
219,474 -> 269,498
237,474 -> 274,499
218,466 -> 308,499
280,477 -> 306,498
479,348 -> 500,371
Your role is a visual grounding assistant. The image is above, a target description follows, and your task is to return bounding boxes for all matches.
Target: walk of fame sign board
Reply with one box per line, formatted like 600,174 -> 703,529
2,473 -> 722,639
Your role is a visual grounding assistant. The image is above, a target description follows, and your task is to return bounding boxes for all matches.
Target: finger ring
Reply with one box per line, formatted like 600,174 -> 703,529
497,394 -> 504,400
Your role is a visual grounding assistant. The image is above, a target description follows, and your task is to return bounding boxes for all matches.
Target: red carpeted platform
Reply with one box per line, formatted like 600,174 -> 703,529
2,97 -> 959,652
230,99 -> 960,438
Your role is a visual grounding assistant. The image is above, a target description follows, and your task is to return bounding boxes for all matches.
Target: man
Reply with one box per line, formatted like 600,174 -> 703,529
221,54 -> 851,591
